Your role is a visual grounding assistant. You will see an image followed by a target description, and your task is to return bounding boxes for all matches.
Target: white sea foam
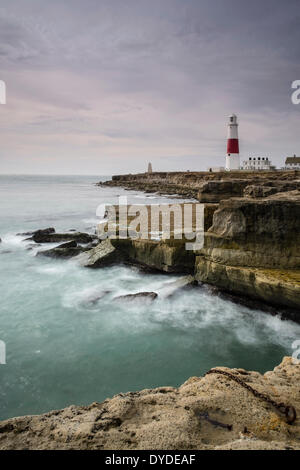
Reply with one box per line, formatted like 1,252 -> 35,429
63,285 -> 111,309
34,262 -> 73,276
1,233 -> 28,248
60,274 -> 300,351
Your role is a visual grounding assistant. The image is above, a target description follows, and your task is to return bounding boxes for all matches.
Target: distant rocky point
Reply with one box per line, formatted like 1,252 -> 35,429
97,170 -> 300,202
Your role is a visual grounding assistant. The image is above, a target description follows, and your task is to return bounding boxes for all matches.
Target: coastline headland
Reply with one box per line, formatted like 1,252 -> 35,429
98,170 -> 300,201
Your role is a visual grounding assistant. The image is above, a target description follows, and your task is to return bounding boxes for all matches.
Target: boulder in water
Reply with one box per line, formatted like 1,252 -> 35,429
26,231 -> 95,244
37,241 -> 89,259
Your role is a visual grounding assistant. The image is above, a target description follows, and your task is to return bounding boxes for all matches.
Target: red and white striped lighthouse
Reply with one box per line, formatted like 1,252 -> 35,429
226,114 -> 240,170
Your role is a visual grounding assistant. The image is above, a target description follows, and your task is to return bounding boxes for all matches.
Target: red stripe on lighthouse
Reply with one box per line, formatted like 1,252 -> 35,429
227,138 -> 239,154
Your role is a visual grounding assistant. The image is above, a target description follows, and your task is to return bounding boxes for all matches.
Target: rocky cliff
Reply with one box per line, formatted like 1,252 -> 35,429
0,357 -> 298,450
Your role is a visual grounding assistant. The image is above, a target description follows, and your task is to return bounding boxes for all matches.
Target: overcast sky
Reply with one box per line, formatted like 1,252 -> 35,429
0,0 -> 299,175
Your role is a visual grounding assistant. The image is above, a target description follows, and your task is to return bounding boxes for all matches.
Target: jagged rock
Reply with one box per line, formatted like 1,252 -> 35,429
18,227 -> 55,236
113,292 -> 158,302
26,231 -> 95,244
0,357 -> 298,450
195,191 -> 300,312
74,239 -> 123,268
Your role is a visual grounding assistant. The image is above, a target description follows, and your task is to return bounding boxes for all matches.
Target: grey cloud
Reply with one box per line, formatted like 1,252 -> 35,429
0,0 -> 299,174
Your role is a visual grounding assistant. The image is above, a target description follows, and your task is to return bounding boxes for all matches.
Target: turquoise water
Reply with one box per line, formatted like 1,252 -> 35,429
0,175 -> 299,420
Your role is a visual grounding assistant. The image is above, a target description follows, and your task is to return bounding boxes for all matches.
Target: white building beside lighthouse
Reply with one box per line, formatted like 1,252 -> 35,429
226,114 -> 240,171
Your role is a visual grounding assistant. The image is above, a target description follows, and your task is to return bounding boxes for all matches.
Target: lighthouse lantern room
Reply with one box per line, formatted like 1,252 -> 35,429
226,114 -> 240,171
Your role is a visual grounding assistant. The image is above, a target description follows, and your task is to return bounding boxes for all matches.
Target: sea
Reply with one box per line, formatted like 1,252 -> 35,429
0,175 -> 299,420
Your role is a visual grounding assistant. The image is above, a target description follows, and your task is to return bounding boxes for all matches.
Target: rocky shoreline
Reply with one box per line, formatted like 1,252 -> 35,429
7,170 -> 298,316
0,357 -> 299,450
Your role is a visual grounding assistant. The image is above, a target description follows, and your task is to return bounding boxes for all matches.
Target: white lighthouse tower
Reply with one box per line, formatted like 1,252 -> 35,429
226,114 -> 240,171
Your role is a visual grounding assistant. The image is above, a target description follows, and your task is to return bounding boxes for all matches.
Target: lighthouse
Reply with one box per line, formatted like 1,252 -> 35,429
226,114 -> 240,171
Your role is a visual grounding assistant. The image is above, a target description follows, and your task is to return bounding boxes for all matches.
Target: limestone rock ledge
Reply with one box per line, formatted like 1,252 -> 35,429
195,191 -> 300,312
0,357 -> 299,450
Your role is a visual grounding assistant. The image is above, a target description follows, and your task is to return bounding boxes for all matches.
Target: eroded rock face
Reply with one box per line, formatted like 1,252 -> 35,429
195,191 -> 300,311
0,357 -> 298,450
113,238 -> 196,274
